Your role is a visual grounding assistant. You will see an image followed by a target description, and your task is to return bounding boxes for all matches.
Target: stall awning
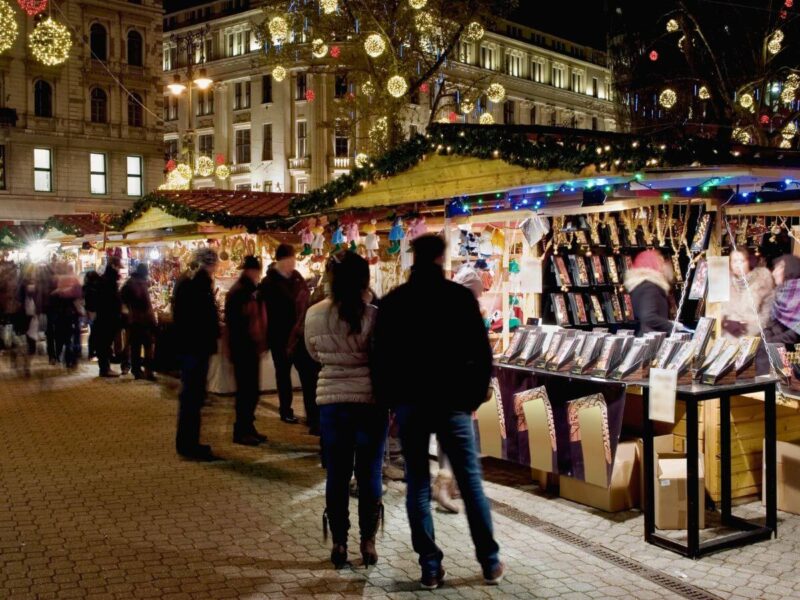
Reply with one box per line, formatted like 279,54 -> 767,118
43,214 -> 113,241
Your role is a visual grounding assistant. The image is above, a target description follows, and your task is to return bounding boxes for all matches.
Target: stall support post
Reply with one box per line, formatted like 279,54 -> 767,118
502,221 -> 510,350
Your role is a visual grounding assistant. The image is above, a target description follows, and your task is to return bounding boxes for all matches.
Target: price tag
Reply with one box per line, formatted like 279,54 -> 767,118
519,257 -> 543,294
706,256 -> 731,303
649,368 -> 677,423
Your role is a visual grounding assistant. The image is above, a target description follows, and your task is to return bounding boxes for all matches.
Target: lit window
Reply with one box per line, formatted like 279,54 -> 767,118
90,152 -> 107,194
34,148 -> 52,192
296,121 -> 307,157
126,156 -> 143,196
235,129 -> 251,164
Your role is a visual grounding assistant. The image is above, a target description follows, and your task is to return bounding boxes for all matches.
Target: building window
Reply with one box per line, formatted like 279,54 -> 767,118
233,82 -> 250,109
90,152 -> 107,194
334,121 -> 349,158
227,29 -> 250,57
235,183 -> 252,191
34,80 -> 52,118
34,148 -> 52,192
126,156 -> 143,196
592,77 -> 599,98
128,93 -> 143,127
164,95 -> 178,121
127,31 -> 143,67
164,138 -> 178,161
197,89 -> 214,115
262,124 -> 272,160
163,46 -> 177,70
296,179 -> 308,193
571,71 -> 584,93
194,38 -> 212,64
296,72 -> 307,100
530,105 -> 537,124
235,129 -> 251,164
503,100 -> 515,124
262,75 -> 272,103
0,145 -> 5,190
296,120 -> 307,158
552,65 -> 565,88
459,41 -> 473,64
605,80 -> 612,101
592,116 -> 598,130
480,46 -> 495,70
90,23 -> 107,61
198,133 -> 213,157
505,54 -> 521,77
531,60 -> 543,83
90,88 -> 108,123
334,74 -> 348,99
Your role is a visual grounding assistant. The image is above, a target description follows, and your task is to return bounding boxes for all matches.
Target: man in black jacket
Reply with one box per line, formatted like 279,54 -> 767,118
372,235 -> 503,590
173,249 -> 220,461
225,255 -> 267,446
95,257 -> 123,377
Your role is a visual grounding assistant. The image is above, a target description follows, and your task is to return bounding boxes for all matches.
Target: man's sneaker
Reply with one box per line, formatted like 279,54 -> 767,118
483,562 -> 505,585
420,568 -> 446,590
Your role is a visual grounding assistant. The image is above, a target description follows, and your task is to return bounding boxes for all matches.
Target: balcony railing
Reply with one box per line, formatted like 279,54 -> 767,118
230,163 -> 251,174
289,157 -> 310,169
330,156 -> 353,169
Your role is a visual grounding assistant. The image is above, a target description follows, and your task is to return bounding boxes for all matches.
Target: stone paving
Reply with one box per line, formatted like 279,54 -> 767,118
0,359 -> 799,599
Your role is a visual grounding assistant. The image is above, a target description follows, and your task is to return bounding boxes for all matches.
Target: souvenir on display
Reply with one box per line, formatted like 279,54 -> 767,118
387,218 -> 405,254
701,345 -> 740,385
691,213 -> 714,253
364,220 -> 380,264
620,294 -> 635,322
575,230 -> 589,247
695,338 -> 727,380
535,331 -> 565,369
590,255 -> 606,285
331,225 -> 346,251
407,216 -> 427,240
606,256 -> 621,284
551,335 -> 581,371
311,225 -> 326,261
689,259 -> 708,299
571,333 -> 605,374
345,221 -> 361,250
653,339 -> 680,369
499,327 -> 529,363
552,256 -> 572,287
692,317 -> 716,361
608,293 -> 623,323
734,336 -> 761,378
766,343 -> 791,385
665,340 -> 696,381
516,329 -> 546,365
606,217 -> 621,248
300,223 -> 314,256
670,332 -> 692,342
568,293 -> 590,325
551,293 -> 571,326
591,336 -> 624,378
588,294 -> 606,324
569,255 -> 591,287
611,338 -> 648,380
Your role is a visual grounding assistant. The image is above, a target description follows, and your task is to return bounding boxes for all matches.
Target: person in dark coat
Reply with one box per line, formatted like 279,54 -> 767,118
225,255 -> 267,446
624,249 -> 675,335
121,263 -> 157,380
765,254 -> 800,346
259,243 -> 319,427
83,270 -> 101,360
95,257 -> 123,377
173,248 -> 220,461
372,234 -> 503,590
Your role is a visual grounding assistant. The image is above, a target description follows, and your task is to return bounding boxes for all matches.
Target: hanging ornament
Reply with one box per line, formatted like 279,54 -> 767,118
786,0 -> 794,7
732,128 -> 751,144
165,159 -> 177,172
415,11 -> 434,33
780,139 -> 792,148
311,38 -> 328,58
419,82 -> 430,93
272,65 -> 287,82
29,17 -> 72,66
320,0 -> 337,13
739,93 -> 754,109
17,0 -> 46,16
479,113 -> 494,125
268,16 -> 289,44
175,163 -> 193,181
787,73 -> 800,88
215,164 -> 230,180
355,153 -> 369,168
364,33 -> 386,57
305,89 -> 316,102
486,83 -> 506,103
215,153 -> 226,165
387,75 -> 408,97
773,29 -> 785,43
409,0 -> 427,8
649,50 -> 658,61
659,88 -> 677,109
464,21 -> 484,41
760,114 -> 770,125
782,122 -> 797,139
195,156 -> 214,177
361,80 -> 375,96
330,45 -> 341,58
782,87 -> 797,103
368,117 -> 388,147
666,19 -> 679,32
768,38 -> 782,55
698,86 -> 710,100
460,98 -> 474,113
0,1 -> 18,54
781,8 -> 788,19
448,111 -> 458,123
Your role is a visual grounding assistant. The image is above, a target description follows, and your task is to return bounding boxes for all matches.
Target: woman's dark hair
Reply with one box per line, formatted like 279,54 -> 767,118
329,250 -> 370,334
776,254 -> 800,281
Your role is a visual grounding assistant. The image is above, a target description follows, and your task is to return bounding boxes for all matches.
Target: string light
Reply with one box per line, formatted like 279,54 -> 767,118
768,38 -> 782,55
732,128 -> 751,144
698,86 -> 710,100
387,75 -> 408,97
311,38 -> 328,58
29,17 -> 72,66
0,1 -> 18,55
465,21 -> 484,41
739,93 -> 754,108
486,83 -> 506,103
272,65 -> 286,81
773,29 -> 785,43
409,0 -> 427,7
355,153 -> 369,168
364,33 -> 385,57
659,88 -> 677,109
215,164 -> 230,180
781,87 -> 795,103
269,16 -> 288,44
479,113 -> 494,125
320,0 -> 337,14
195,156 -> 214,177
17,0 -> 46,16
666,19 -> 679,32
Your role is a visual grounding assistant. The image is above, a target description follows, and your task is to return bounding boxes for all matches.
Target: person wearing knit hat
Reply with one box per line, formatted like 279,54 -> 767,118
624,249 -> 675,334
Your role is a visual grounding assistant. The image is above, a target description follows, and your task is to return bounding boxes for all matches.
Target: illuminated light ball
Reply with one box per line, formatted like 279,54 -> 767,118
364,33 -> 386,57
760,114 -> 771,125
787,73 -> 800,88
460,98 -> 474,113
355,153 -> 369,168
732,128 -> 751,144
698,85 -> 710,100
305,89 -> 316,102
782,87 -> 796,103
272,65 -> 287,81
658,88 -> 677,109
448,111 -> 458,123
369,117 -> 389,146
268,16 -> 289,44
215,153 -> 226,165
782,122 -> 797,139
311,38 -> 328,58
773,29 -> 785,43
780,139 -> 792,149
666,18 -> 679,32
175,163 -> 193,181
479,112 -> 494,125
165,159 -> 177,172
415,11 -> 434,33
739,93 -> 754,108
29,17 -> 72,66
320,0 -> 337,14
195,156 -> 214,177
409,0 -> 427,8
419,82 -> 429,93
361,80 -> 375,95
768,38 -> 782,55
215,164 -> 231,180
649,50 -> 658,61
17,0 -> 47,16
486,82 -> 506,103
465,21 -> 484,41
0,1 -> 19,55
330,45 -> 341,58
387,75 -> 408,98
787,0 -> 794,7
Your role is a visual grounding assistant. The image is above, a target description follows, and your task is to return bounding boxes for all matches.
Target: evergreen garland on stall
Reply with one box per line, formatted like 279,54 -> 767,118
42,216 -> 84,237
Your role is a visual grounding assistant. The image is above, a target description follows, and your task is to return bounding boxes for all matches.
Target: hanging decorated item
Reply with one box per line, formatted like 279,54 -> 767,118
331,225 -> 345,252
165,159 -> 177,172
329,45 -> 341,58
17,0 -> 46,16
460,98 -> 474,113
490,226 -> 506,252
649,50 -> 658,61
0,1 -> 18,54
195,156 -> 214,177
272,65 -> 287,81
768,38 -> 782,55
782,87 -> 796,103
215,153 -> 226,165
388,217 -> 405,254
268,16 -> 289,44
345,220 -> 361,250
311,225 -> 325,261
760,114 -> 770,125
407,216 -> 427,240
29,17 -> 72,66
519,215 -> 550,247
486,83 -> 506,103
464,21 -> 484,41
666,19 -> 679,32
320,0 -> 337,14
305,89 -> 316,102
300,222 -> 314,256
698,86 -> 710,100
479,112 -> 494,125
782,122 -> 797,139
311,38 -> 328,58
175,163 -> 193,182
739,93 -> 754,109
387,75 -> 408,97
415,11 -> 434,33
355,153 -> 369,168
448,111 -> 458,123
364,220 -> 379,264
419,82 -> 429,93
215,164 -> 230,180
364,33 -> 386,57
659,88 -> 677,109
732,127 -> 752,144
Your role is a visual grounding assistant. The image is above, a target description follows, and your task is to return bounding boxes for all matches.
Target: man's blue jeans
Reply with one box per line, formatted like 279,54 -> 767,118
395,405 -> 500,576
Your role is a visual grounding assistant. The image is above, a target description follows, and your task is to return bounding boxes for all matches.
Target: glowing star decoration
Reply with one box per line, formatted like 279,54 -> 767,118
0,1 -> 18,54
29,17 -> 72,66
698,86 -> 710,100
659,88 -> 677,109
479,112 -> 494,125
465,21 -> 485,41
311,38 -> 328,58
268,16 -> 289,44
355,153 -> 369,168
782,87 -> 796,103
320,0 -> 337,14
215,164 -> 230,180
460,98 -> 474,113
782,122 -> 797,139
305,89 -> 316,102
409,0 -> 427,8
195,156 -> 214,177
732,128 -> 751,144
329,45 -> 340,58
364,33 -> 385,57
272,65 -> 287,82
486,83 -> 506,103
649,50 -> 658,61
387,75 -> 408,98
17,0 -> 46,16
666,18 -> 679,32
739,93 -> 754,108
768,38 -> 782,55
361,80 -> 375,96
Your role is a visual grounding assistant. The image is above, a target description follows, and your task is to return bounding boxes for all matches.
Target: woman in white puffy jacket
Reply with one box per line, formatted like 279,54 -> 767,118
304,250 -> 387,569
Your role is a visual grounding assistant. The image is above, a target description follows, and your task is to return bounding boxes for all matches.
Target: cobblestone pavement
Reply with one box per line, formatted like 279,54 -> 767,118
1,360 -> 799,599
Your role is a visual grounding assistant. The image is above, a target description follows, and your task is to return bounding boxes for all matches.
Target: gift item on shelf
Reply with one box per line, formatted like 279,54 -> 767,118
692,317 -> 716,362
548,332 -> 582,371
568,293 -> 590,325
620,293 -> 635,322
553,256 -> 572,288
734,336 -> 761,378
516,328 -> 547,365
571,333 -> 605,374
499,327 -> 528,363
611,338 -> 649,380
603,292 -> 623,324
591,335 -> 624,378
606,256 -> 621,284
588,294 -> 606,325
701,344 -> 740,385
689,259 -> 708,300
695,338 -> 728,381
535,331 -> 566,369
653,338 -> 681,369
551,293 -> 571,326
569,255 -> 591,287
666,340 -> 696,383
766,343 -> 791,385
691,213 -> 714,253
589,255 -> 606,285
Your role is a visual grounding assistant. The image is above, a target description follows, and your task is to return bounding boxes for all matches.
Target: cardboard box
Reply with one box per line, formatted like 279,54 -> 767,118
559,441 -> 640,512
637,435 -> 680,511
763,439 -> 800,515
655,452 -> 705,530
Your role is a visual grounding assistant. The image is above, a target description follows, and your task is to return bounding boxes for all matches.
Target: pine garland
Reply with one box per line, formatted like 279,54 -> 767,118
42,217 -> 84,237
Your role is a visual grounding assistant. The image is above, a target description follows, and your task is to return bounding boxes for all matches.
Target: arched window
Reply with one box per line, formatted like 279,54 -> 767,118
90,88 -> 107,123
128,93 -> 143,127
127,30 -> 143,67
90,23 -> 107,61
34,80 -> 52,118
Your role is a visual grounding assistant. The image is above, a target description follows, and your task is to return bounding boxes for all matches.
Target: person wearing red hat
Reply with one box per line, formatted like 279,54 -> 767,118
624,249 -> 675,334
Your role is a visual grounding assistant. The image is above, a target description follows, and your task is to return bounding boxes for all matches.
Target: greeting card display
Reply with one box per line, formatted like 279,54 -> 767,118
552,256 -> 572,287
551,293 -> 571,326
499,327 -> 529,363
653,339 -> 680,369
734,336 -> 761,379
515,330 -> 546,366
568,293 -> 590,325
701,345 -> 739,385
695,338 -> 727,380
611,338 -> 648,380
534,332 -> 565,369
689,259 -> 708,300
571,334 -> 605,374
549,335 -> 580,371
569,255 -> 591,287
691,317 -> 716,362
665,340 -> 696,383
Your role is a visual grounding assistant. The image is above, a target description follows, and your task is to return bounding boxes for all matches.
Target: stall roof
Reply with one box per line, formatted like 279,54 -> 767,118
156,190 -> 296,218
44,214 -> 112,238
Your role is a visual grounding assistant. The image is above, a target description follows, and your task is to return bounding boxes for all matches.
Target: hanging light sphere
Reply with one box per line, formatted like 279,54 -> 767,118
215,164 -> 231,180
17,0 -> 47,16
361,80 -> 375,95
269,16 -> 289,44
773,29 -> 785,43
768,38 -> 782,55
780,139 -> 792,148
387,75 -> 408,98
698,86 -> 710,100
479,113 -> 495,125
311,38 -> 328,58
649,50 -> 658,61
460,98 -> 475,114
355,153 -> 369,168
465,21 -> 485,42
175,163 -> 193,181
415,12 -> 435,34
419,82 -> 430,93
409,0 -> 427,8
272,65 -> 287,81
666,18 -> 679,32
732,128 -> 752,144
787,73 -> 800,88
787,0 -> 794,7
364,33 -> 386,58
782,122 -> 797,139
739,93 -> 754,108
659,88 -> 677,109
486,83 -> 506,103
320,0 -> 338,14
781,87 -> 796,103
0,1 -> 19,55
195,156 -> 214,177
29,17 -> 72,66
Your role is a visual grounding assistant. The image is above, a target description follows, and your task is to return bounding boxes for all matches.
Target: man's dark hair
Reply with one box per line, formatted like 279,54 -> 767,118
411,234 -> 446,266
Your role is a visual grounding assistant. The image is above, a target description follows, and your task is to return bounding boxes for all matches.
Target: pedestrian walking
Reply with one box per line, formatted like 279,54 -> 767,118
373,234 -> 503,589
95,257 -> 123,377
173,248 -> 220,461
121,263 -> 157,380
259,243 -> 319,427
624,249 -> 675,334
52,263 -> 82,370
83,270 -> 101,360
225,255 -> 268,446
305,250 -> 387,568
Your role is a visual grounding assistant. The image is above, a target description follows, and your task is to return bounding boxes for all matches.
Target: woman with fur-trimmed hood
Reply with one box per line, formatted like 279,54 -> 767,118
625,249 -> 675,334
721,248 -> 774,340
